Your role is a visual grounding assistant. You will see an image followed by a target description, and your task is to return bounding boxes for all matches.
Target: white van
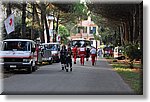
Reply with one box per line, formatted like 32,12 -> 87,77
0,39 -> 38,73
114,46 -> 125,60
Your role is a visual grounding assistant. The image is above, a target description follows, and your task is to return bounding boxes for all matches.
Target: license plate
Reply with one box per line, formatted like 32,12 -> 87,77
10,65 -> 16,68
42,58 -> 47,60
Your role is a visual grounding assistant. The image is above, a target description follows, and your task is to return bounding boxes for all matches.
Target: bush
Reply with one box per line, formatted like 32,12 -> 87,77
124,43 -> 141,68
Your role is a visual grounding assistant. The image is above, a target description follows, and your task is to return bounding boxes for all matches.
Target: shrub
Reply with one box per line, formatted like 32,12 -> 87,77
124,43 -> 141,68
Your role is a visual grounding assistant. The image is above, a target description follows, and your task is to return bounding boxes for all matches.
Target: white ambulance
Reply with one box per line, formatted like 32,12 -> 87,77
114,46 -> 125,60
0,39 -> 38,73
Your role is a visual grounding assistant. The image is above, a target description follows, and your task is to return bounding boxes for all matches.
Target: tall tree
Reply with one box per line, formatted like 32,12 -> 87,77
31,3 -> 35,40
22,3 -> 27,38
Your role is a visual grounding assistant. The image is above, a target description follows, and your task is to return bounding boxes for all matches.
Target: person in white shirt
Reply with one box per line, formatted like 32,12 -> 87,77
90,46 -> 97,66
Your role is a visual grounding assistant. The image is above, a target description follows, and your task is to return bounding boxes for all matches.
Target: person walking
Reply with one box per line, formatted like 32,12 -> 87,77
66,47 -> 73,72
60,45 -> 67,71
72,45 -> 78,64
90,46 -> 97,66
97,48 -> 103,58
79,45 -> 86,66
86,47 -> 90,61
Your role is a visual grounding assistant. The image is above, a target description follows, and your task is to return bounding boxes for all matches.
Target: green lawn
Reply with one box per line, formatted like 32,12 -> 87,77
108,60 -> 143,95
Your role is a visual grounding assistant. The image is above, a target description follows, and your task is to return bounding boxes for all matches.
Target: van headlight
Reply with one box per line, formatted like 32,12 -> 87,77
23,59 -> 30,62
0,58 -> 4,62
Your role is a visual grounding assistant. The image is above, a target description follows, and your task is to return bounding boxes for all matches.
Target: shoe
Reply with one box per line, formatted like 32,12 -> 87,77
62,67 -> 64,70
92,63 -> 94,66
74,62 -> 76,64
66,69 -> 68,72
70,68 -> 72,71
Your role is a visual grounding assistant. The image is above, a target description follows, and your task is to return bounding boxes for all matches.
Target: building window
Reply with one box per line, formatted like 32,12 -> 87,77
89,27 -> 96,34
89,27 -> 93,34
93,27 -> 96,34
78,27 -> 87,33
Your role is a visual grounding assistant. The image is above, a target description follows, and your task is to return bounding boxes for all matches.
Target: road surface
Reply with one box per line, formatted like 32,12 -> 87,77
1,58 -> 134,95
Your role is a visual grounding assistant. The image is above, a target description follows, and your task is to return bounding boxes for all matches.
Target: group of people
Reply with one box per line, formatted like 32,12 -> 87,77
60,45 -> 72,72
72,45 -> 97,66
60,44 -> 97,72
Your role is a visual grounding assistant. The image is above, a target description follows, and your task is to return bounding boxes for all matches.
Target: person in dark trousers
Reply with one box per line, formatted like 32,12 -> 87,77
72,45 -> 78,64
66,47 -> 73,72
60,45 -> 67,71
86,47 -> 90,61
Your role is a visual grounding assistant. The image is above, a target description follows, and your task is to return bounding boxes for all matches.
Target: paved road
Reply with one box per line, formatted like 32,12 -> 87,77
2,58 -> 134,95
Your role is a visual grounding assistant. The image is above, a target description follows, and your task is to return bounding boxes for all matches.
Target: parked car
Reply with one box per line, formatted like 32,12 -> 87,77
42,42 -> 60,63
40,43 -> 53,64
114,46 -> 125,60
0,39 -> 38,73
103,46 -> 114,57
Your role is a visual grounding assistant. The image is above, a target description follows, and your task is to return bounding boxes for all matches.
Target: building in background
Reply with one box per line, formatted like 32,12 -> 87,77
70,16 -> 101,48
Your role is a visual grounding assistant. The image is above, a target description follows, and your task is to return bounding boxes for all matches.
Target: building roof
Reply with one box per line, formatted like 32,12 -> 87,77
3,39 -> 34,42
78,20 -> 97,27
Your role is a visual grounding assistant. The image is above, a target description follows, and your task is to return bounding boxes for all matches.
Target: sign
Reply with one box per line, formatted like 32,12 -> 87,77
4,14 -> 15,34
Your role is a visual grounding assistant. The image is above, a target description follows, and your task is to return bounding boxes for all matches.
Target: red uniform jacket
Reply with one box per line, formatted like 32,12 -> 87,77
79,47 -> 86,57
72,47 -> 77,55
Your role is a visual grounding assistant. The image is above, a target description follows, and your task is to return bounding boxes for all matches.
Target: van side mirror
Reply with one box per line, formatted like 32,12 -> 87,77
31,48 -> 35,52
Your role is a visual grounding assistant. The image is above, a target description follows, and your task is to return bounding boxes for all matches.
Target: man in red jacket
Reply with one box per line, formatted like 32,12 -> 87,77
79,45 -> 86,65
72,45 -> 78,64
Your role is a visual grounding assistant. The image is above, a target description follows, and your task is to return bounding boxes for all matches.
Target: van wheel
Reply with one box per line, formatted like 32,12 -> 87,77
27,66 -> 32,74
32,66 -> 37,72
121,56 -> 125,60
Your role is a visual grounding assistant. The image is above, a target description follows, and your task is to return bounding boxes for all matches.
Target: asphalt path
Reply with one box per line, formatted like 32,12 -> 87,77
2,58 -> 134,95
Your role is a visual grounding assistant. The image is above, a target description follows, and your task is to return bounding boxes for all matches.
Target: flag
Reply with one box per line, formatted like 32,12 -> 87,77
4,14 -> 15,34
57,34 -> 61,42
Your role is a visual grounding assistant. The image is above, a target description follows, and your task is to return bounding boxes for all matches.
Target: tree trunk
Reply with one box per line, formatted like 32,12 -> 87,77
135,5 -> 140,44
132,5 -> 136,43
44,14 -> 50,43
118,26 -> 121,46
31,3 -> 35,40
53,11 -> 55,42
129,15 -> 133,43
139,2 -> 143,68
56,11 -> 60,34
22,3 -> 27,38
34,5 -> 41,41
40,4 -> 45,43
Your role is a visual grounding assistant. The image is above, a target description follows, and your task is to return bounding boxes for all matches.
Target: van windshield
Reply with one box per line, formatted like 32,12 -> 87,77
44,44 -> 60,51
2,41 -> 30,51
